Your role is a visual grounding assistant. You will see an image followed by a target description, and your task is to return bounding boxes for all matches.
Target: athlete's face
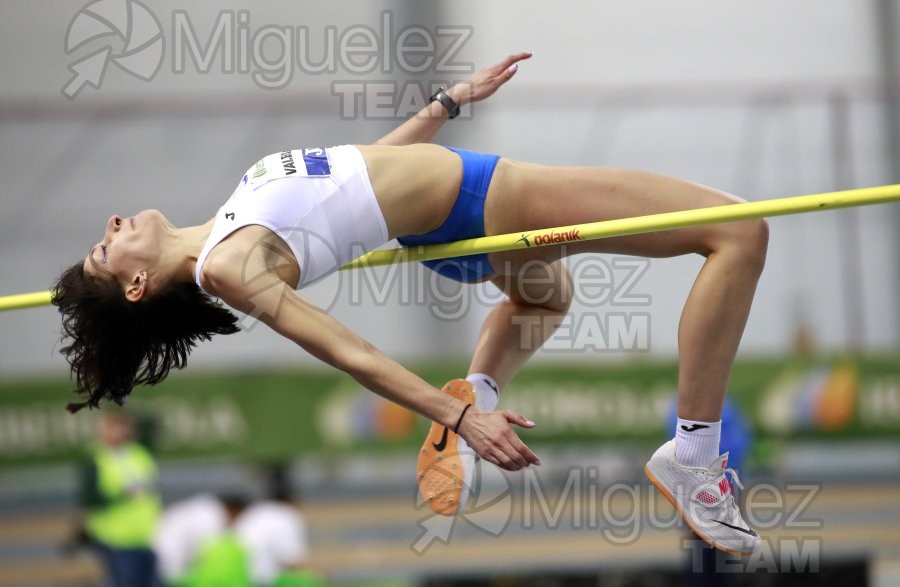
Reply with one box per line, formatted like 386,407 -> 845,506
83,209 -> 170,301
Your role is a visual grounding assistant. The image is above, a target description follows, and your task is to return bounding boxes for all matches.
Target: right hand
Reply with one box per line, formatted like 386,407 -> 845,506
457,408 -> 541,471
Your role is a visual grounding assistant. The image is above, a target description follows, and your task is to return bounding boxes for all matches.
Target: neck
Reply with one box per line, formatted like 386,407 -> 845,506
156,219 -> 214,286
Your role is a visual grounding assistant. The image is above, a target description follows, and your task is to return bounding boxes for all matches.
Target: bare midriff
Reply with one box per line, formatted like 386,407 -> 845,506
354,143 -> 463,239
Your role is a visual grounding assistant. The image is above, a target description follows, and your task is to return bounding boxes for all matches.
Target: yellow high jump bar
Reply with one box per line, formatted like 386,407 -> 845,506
2,184 -> 899,313
346,183 -> 900,269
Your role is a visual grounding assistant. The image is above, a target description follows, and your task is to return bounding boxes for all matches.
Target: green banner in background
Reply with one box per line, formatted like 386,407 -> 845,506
0,356 -> 898,467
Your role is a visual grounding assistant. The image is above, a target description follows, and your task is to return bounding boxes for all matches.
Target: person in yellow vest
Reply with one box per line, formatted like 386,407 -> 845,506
78,411 -> 162,587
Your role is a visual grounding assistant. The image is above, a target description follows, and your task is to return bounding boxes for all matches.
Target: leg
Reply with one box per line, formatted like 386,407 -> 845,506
127,548 -> 160,587
467,259 -> 573,388
482,162 -> 766,553
417,264 -> 567,517
93,542 -> 127,587
482,162 -> 769,421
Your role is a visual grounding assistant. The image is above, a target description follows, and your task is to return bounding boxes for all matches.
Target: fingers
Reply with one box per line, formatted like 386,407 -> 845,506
504,437 -> 541,469
485,52 -> 532,82
486,437 -> 539,471
498,62 -> 519,83
485,451 -> 516,471
486,412 -> 541,470
486,442 -> 527,471
494,52 -> 532,82
494,440 -> 527,470
493,51 -> 534,86
501,411 -> 541,467
512,436 -> 541,467
503,409 -> 536,429
496,51 -> 534,72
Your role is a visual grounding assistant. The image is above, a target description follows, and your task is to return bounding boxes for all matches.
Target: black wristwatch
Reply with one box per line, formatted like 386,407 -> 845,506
430,87 -> 461,119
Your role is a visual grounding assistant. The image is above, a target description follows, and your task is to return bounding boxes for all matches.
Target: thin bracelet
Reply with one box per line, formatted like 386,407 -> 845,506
454,404 -> 472,433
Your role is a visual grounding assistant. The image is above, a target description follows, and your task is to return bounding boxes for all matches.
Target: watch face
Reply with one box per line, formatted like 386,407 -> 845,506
431,89 -> 459,118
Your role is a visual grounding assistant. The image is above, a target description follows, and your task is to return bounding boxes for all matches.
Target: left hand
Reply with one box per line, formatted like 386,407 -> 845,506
457,407 -> 540,471
447,52 -> 533,106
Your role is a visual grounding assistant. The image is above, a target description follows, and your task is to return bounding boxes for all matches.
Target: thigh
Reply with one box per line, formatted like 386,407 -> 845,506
484,159 -> 748,272
490,258 -> 572,311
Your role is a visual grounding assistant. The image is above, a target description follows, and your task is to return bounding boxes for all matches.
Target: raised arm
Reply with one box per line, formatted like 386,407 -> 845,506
208,260 -> 540,471
375,52 -> 533,147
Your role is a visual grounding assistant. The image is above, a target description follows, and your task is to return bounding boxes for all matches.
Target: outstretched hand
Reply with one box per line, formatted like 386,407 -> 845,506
458,408 -> 541,471
447,52 -> 533,107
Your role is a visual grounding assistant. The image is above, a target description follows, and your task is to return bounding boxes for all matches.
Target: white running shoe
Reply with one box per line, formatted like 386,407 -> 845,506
645,439 -> 760,555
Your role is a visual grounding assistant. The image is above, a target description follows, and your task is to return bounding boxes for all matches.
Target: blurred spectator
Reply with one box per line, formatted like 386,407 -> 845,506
76,411 -> 162,587
235,486 -> 324,586
154,494 -> 228,585
154,465 -> 324,587
213,464 -> 325,586
180,495 -> 253,587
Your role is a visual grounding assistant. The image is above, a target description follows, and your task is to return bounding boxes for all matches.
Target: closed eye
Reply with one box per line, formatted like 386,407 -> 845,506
86,244 -> 111,275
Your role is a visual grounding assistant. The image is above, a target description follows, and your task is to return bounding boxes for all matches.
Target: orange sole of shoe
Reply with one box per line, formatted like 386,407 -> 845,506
416,379 -> 475,516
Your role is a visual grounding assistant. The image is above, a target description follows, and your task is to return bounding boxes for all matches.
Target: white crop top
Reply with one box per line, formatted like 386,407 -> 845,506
194,145 -> 389,290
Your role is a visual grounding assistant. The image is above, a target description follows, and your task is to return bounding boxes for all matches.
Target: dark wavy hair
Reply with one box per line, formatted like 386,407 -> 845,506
51,263 -> 240,413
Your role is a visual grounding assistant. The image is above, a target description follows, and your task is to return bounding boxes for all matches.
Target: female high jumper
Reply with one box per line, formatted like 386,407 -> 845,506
53,52 -> 767,555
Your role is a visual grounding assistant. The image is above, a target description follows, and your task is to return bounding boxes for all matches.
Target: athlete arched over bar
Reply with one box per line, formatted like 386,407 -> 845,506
52,53 -> 767,554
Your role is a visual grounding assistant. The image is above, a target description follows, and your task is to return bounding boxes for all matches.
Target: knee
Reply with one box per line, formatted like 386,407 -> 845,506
511,260 -> 573,314
547,264 -> 575,314
724,217 -> 769,273
746,217 -> 770,269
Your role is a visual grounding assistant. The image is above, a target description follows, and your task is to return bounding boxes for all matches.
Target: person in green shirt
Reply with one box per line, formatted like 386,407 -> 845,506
179,495 -> 252,587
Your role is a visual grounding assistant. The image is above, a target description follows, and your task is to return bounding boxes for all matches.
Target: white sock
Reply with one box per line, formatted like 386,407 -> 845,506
466,373 -> 500,412
674,418 -> 721,468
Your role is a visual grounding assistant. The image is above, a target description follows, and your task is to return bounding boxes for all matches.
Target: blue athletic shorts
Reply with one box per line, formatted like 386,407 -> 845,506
397,146 -> 500,283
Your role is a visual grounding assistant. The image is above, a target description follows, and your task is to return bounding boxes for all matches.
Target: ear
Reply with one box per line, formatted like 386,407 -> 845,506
125,270 -> 148,303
